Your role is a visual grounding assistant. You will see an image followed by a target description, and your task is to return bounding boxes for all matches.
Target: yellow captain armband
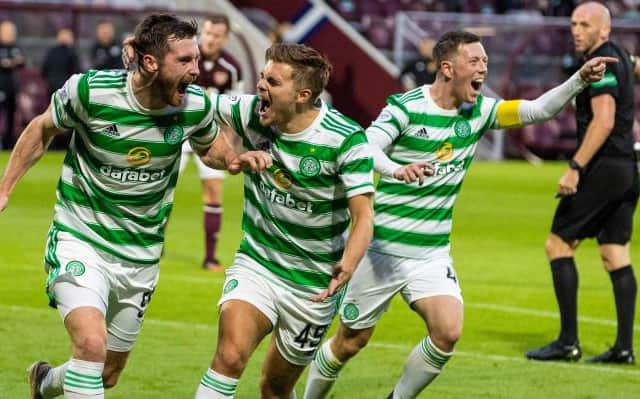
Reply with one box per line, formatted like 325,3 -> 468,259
495,100 -> 523,129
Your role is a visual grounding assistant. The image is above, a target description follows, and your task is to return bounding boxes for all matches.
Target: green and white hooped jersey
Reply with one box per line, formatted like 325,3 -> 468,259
213,94 -> 374,295
50,70 -> 217,264
368,85 -> 499,259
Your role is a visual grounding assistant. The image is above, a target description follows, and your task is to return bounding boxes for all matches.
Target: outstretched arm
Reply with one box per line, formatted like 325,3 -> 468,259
311,193 -> 373,302
495,56 -> 617,129
0,106 -> 64,212
197,133 -> 272,174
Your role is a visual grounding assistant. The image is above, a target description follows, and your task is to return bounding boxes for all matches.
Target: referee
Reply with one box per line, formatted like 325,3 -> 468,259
527,1 -> 638,364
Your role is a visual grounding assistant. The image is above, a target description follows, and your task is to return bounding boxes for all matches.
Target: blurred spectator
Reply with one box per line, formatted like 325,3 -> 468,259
399,37 -> 437,90
0,20 -> 25,150
91,20 -> 122,70
197,15 -> 244,95
41,28 -> 81,97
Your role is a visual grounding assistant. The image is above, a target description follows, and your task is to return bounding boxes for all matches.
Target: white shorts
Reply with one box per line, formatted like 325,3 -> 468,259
44,229 -> 159,352
339,249 -> 462,330
218,256 -> 337,366
180,141 -> 226,180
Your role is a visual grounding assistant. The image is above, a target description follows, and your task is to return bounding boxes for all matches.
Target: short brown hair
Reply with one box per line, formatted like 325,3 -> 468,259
432,30 -> 480,68
265,43 -> 332,102
205,14 -> 230,33
134,14 -> 198,59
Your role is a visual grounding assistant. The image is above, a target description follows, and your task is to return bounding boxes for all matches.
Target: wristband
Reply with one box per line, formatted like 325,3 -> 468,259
569,159 -> 584,173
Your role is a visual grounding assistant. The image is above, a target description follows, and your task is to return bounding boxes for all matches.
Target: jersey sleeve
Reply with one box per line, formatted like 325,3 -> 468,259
188,93 -> 219,152
588,62 -> 619,99
210,93 -> 256,139
337,130 -> 375,198
366,94 -> 410,145
50,73 -> 86,130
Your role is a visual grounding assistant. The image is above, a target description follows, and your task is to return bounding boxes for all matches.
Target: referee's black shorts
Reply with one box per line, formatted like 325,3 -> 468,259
551,157 -> 639,244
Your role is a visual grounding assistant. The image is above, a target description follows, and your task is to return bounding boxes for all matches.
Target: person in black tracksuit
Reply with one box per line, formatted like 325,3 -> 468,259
527,1 -> 638,364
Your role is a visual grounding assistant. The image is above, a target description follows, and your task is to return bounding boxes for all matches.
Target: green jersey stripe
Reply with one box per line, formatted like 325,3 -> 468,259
243,216 -> 343,263
58,180 -> 172,228
374,225 -> 449,247
87,103 -> 208,127
275,139 -> 337,163
374,202 -> 453,221
337,132 -> 367,155
53,221 -> 159,264
376,180 -> 461,197
239,240 -> 332,287
341,157 -> 373,174
394,131 -> 482,154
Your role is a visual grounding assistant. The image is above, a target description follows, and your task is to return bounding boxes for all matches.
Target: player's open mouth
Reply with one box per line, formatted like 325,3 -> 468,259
471,79 -> 483,91
177,82 -> 189,95
258,98 -> 271,116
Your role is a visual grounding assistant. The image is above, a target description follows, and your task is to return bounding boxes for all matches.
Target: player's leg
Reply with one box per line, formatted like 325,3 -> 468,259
260,338 -> 306,399
265,278 -> 336,399
196,265 -> 275,398
387,257 -> 462,399
304,250 -> 404,399
194,154 -> 225,271
101,261 -> 158,388
303,324 -> 374,399
31,231 -> 109,398
588,185 -> 638,364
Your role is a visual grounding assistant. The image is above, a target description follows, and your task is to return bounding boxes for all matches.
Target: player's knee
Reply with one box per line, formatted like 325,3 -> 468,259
74,335 -> 107,362
336,328 -> 372,360
545,236 -> 566,259
430,327 -> 461,353
215,346 -> 250,375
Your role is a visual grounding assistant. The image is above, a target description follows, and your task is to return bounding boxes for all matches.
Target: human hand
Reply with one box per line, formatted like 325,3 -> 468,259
121,36 -> 136,70
227,151 -> 273,174
556,168 -> 579,197
393,161 -> 434,185
310,263 -> 354,302
0,194 -> 8,213
579,56 -> 618,83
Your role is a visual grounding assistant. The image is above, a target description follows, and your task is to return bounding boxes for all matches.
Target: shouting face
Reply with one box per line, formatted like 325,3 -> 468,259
449,41 -> 488,104
156,36 -> 200,107
256,60 -> 300,127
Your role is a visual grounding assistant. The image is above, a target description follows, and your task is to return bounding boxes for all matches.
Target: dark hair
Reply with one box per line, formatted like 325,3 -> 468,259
134,14 -> 198,60
265,43 -> 332,102
205,14 -> 230,33
432,30 -> 481,68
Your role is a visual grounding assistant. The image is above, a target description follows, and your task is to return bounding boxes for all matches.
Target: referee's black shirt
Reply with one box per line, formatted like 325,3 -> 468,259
575,41 -> 635,160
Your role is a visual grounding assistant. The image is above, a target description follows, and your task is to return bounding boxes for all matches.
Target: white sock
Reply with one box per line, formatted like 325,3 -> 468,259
40,361 -> 69,398
63,358 -> 104,398
303,339 -> 344,399
392,336 -> 453,399
195,368 -> 238,398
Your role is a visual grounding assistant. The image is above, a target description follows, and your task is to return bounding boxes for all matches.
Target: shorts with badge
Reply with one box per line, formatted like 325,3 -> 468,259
339,249 -> 462,330
218,254 -> 337,366
180,141 -> 226,179
44,228 -> 159,352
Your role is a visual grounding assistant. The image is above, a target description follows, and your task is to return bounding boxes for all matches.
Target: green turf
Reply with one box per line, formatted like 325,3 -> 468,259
0,152 -> 638,398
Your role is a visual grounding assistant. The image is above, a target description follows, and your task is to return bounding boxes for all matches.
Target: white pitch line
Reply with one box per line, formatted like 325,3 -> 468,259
3,304 -> 639,376
467,303 -> 640,331
368,342 -> 640,376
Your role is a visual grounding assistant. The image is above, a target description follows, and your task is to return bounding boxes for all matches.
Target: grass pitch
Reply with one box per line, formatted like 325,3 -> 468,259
0,152 -> 638,398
